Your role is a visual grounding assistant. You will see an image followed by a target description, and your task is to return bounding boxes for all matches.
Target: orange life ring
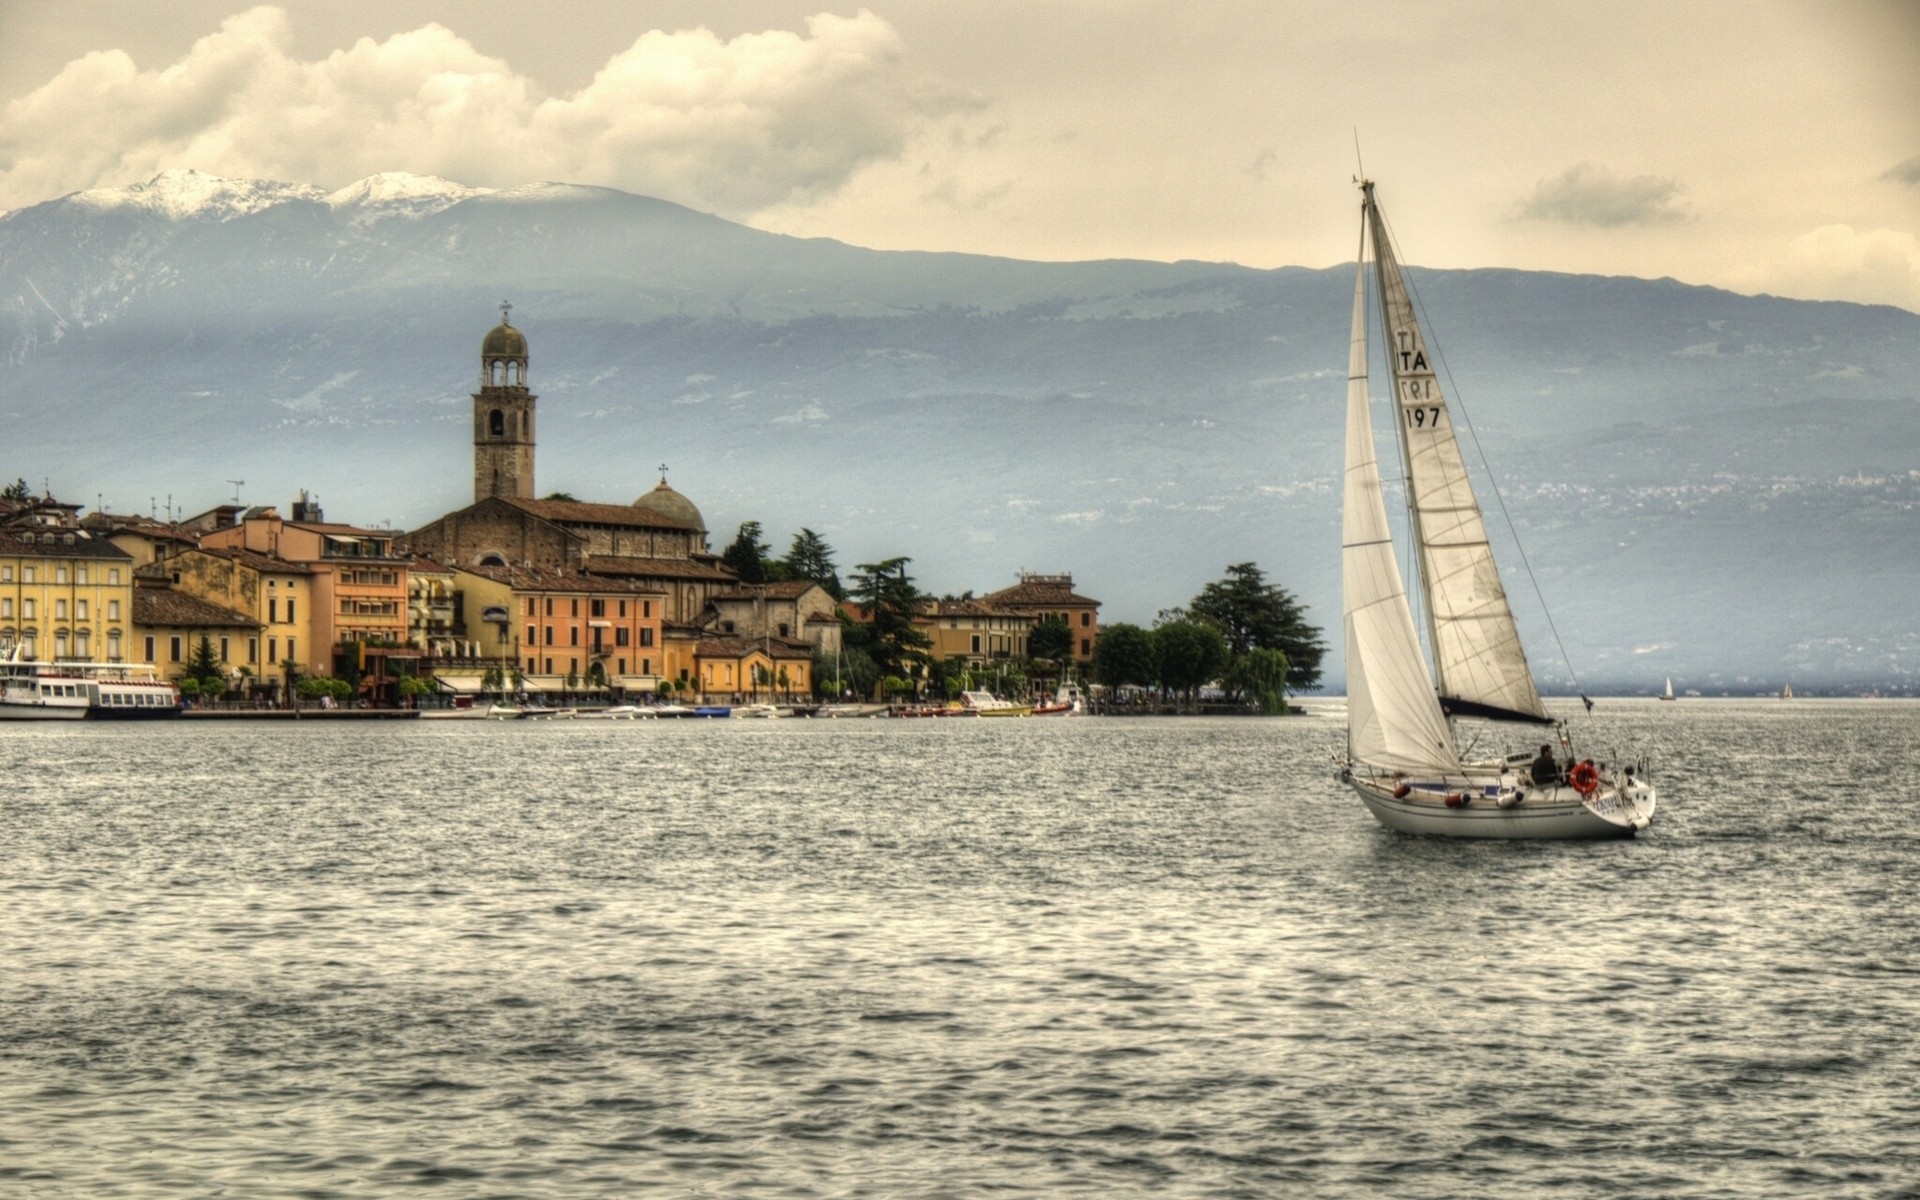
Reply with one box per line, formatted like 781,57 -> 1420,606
1570,761 -> 1600,797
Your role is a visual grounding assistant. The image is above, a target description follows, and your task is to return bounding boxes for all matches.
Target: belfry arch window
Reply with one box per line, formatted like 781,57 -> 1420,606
489,409 -> 505,437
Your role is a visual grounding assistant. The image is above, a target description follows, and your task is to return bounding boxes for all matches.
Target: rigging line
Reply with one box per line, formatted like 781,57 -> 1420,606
1373,203 -> 1583,697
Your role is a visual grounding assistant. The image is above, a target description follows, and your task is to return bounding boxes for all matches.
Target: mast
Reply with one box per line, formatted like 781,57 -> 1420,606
1343,186 -> 1462,776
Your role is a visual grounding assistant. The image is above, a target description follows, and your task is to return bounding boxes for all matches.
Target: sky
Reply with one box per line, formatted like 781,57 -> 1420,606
1,0 -> 1917,310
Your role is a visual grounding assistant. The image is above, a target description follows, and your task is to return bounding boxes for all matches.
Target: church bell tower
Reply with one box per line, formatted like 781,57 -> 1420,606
474,302 -> 536,502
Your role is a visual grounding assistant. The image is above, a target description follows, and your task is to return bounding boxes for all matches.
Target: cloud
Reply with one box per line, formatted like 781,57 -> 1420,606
1883,155 -> 1920,187
0,5 -> 950,215
1515,163 -> 1690,227
1755,224 -> 1920,312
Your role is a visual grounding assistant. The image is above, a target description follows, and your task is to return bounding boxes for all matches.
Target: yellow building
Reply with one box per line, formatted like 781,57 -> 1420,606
139,546 -> 315,699
131,586 -> 260,691
920,599 -> 1035,667
0,524 -> 136,664
692,635 -> 813,704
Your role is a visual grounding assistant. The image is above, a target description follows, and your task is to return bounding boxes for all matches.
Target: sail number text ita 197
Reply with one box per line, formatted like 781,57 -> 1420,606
1334,180 -> 1656,839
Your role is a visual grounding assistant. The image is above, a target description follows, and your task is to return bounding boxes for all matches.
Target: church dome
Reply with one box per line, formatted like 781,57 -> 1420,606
482,321 -> 527,358
633,476 -> 705,532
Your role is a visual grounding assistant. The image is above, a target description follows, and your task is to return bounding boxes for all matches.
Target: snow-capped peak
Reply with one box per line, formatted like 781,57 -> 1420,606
325,173 -> 492,225
66,169 -> 325,222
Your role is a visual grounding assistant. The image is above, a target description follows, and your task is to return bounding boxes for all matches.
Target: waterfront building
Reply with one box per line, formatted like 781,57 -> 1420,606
198,502 -> 413,694
0,522 -> 135,664
131,586 -> 259,688
447,565 -> 667,698
708,581 -> 843,655
137,545 -> 315,700
981,572 -> 1103,663
921,598 -> 1035,667
692,635 -> 814,703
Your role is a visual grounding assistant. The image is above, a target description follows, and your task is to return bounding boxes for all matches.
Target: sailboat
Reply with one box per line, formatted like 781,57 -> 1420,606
1660,677 -> 1677,701
1336,180 -> 1656,838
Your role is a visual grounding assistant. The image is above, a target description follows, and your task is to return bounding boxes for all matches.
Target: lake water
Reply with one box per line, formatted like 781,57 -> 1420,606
3,701 -> 1917,1198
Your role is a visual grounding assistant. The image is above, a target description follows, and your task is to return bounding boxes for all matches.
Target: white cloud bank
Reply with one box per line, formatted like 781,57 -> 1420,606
0,5 -> 949,215
1753,224 -> 1920,312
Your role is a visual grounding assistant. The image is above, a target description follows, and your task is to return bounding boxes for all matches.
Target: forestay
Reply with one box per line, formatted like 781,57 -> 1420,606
1342,245 -> 1463,777
1364,188 -> 1548,725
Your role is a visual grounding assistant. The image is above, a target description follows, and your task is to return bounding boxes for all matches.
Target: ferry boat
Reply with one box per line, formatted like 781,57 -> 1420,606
1,643 -> 184,720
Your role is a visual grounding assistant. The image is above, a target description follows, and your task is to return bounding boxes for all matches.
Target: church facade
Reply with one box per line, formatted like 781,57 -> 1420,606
404,311 -> 817,699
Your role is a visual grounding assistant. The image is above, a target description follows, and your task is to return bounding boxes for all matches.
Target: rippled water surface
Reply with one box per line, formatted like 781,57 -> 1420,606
3,702 -> 1917,1197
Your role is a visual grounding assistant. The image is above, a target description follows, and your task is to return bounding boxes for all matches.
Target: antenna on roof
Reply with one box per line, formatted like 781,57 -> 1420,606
228,479 -> 245,505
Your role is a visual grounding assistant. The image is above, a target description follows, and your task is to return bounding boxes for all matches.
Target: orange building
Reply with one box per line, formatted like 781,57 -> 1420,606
451,565 -> 667,696
982,572 -> 1103,663
198,501 -> 412,690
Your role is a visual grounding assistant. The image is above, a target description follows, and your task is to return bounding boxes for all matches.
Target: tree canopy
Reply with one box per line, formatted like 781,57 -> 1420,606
1028,616 -> 1072,665
782,528 -> 843,599
1188,562 -> 1325,690
721,520 -> 773,583
1092,622 -> 1158,688
848,556 -> 931,687
1153,621 -> 1228,704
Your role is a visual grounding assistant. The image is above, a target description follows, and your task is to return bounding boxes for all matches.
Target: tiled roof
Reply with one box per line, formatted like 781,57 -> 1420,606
460,564 -> 667,594
586,555 -> 738,582
192,546 -> 315,575
0,528 -> 134,561
503,497 -> 696,532
133,588 -> 258,628
981,580 -> 1101,607
923,598 -> 1026,618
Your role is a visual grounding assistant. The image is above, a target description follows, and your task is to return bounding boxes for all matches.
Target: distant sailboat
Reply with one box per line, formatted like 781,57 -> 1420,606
1335,179 -> 1656,839
1660,677 -> 1677,701
1782,682 -> 1794,699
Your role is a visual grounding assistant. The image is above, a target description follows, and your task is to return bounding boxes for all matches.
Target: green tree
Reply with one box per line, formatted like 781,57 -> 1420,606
1093,622 -> 1159,689
722,520 -> 772,583
1188,562 -> 1326,691
1028,616 -> 1072,665
187,636 -> 225,697
782,528 -> 844,599
1,478 -> 29,502
1153,621 -> 1228,710
1223,647 -> 1292,715
849,557 -> 931,688
543,491 -> 580,502
398,676 -> 434,706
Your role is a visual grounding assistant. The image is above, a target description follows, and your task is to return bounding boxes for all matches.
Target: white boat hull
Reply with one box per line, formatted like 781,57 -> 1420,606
0,701 -> 89,720
1347,773 -> 1655,840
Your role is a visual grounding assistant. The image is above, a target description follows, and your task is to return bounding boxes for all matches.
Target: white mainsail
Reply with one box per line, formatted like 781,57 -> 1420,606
1342,247 -> 1463,777
1364,190 -> 1548,724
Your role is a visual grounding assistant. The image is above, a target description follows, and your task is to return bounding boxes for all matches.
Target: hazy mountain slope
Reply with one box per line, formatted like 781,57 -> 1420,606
3,173 -> 1917,689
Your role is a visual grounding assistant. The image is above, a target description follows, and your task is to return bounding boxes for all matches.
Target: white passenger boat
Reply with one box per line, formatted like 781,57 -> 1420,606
1333,180 -> 1656,839
1,642 -> 183,720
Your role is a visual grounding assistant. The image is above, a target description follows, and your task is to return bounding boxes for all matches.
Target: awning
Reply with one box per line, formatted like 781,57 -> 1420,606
434,675 -> 485,694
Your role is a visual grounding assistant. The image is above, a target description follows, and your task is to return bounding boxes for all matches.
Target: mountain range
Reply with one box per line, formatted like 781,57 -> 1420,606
4,170 -> 1918,692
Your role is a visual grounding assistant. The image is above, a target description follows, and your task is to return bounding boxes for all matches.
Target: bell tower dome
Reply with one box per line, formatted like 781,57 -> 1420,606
474,301 -> 536,502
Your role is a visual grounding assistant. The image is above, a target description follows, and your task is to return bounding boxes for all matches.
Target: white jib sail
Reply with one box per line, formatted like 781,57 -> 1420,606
1343,249 -> 1463,777
1366,195 -> 1547,723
